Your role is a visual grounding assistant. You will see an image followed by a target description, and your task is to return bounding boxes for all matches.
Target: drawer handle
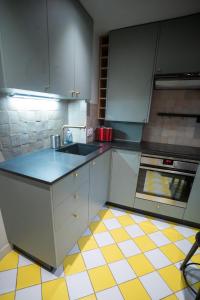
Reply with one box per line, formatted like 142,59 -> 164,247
74,193 -> 79,200
92,161 -> 96,166
72,213 -> 79,218
157,204 -> 160,209
74,173 -> 79,177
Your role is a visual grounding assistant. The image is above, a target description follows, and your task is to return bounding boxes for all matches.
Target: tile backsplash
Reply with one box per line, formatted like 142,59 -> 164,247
0,95 -> 68,159
142,90 -> 200,147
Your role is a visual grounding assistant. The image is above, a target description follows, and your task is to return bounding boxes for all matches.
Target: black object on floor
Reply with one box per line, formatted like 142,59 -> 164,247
180,231 -> 200,299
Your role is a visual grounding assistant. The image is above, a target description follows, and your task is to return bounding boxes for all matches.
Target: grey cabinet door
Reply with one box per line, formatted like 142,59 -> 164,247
106,23 -> 158,123
156,14 -> 200,74
47,0 -> 75,98
73,1 -> 93,100
184,165 -> 200,224
0,0 -> 49,92
89,151 -> 111,220
109,149 -> 141,207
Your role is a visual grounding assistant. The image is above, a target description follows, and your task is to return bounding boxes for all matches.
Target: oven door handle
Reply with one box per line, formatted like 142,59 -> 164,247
139,166 -> 195,177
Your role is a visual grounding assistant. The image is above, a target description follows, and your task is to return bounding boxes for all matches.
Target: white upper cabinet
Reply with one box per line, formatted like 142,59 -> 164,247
0,0 -> 49,92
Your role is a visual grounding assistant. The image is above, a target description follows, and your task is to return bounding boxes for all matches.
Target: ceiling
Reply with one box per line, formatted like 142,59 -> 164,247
80,0 -> 200,34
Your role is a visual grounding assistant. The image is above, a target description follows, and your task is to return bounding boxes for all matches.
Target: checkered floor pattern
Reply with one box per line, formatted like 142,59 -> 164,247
0,206 -> 199,300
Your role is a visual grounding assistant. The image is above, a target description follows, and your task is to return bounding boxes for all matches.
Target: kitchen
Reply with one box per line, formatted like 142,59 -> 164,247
0,0 -> 200,299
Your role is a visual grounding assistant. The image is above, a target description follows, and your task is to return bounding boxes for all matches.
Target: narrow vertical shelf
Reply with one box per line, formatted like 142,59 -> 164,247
98,35 -> 109,121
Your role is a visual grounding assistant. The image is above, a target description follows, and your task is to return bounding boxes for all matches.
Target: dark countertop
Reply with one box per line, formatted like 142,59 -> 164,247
0,143 -> 111,185
0,141 -> 199,185
109,141 -> 200,162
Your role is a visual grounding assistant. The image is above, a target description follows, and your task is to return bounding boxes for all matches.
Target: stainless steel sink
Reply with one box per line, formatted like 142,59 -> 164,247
57,143 -> 100,156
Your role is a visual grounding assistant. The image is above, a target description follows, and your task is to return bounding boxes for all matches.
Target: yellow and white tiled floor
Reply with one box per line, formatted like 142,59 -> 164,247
0,206 -> 200,300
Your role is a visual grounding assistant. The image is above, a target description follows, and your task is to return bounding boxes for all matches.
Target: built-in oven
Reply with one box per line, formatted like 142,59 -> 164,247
136,154 -> 198,208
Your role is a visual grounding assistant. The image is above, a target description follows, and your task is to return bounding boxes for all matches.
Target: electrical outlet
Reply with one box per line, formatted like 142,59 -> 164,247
87,127 -> 93,137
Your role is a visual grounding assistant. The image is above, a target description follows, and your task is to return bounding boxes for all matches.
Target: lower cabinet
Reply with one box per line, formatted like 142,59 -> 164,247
184,164 -> 200,224
134,198 -> 185,219
109,149 -> 141,207
89,150 -> 111,220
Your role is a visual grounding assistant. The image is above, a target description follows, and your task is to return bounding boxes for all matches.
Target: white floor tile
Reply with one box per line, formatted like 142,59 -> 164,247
144,249 -> 171,269
15,285 -> 42,300
110,208 -> 126,217
176,287 -> 196,300
0,269 -> 17,295
67,243 -> 80,255
82,249 -> 106,269
96,286 -> 124,300
103,218 -> 121,230
140,271 -> 172,299
151,219 -> 170,230
129,213 -> 148,223
117,240 -> 141,257
175,239 -> 194,255
82,228 -> 92,237
92,215 -> 101,222
41,265 -> 64,282
149,231 -> 171,247
66,271 -> 93,300
18,255 -> 34,267
108,259 -> 136,284
94,232 -> 115,247
175,225 -> 196,238
125,224 -> 145,238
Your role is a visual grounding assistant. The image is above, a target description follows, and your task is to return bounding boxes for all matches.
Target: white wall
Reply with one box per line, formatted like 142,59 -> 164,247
0,150 -> 11,259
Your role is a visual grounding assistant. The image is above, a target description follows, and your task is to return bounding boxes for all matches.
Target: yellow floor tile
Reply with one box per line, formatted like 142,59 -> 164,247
64,253 -> 85,275
16,264 -> 41,290
0,251 -> 19,271
110,228 -> 130,242
42,278 -> 69,300
88,265 -> 116,292
0,292 -> 15,300
160,244 -> 185,263
159,265 -> 187,292
101,244 -> 124,263
98,210 -> 114,220
162,228 -> 184,242
79,295 -> 96,300
187,236 -> 195,244
117,215 -> 135,226
119,279 -> 151,300
139,221 -> 158,234
89,221 -> 107,234
162,295 -> 178,300
134,235 -> 157,252
78,236 -> 98,251
191,253 -> 200,264
128,254 -> 154,276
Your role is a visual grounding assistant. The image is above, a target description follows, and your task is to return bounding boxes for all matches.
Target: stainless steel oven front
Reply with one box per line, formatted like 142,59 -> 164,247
136,154 -> 198,208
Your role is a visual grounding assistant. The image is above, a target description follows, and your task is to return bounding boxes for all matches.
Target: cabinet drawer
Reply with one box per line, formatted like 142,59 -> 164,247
134,197 -> 185,219
52,163 -> 89,208
54,180 -> 89,231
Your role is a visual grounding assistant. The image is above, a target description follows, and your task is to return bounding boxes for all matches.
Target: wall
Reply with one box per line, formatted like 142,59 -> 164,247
143,90 -> 200,147
0,95 -> 68,159
105,121 -> 143,142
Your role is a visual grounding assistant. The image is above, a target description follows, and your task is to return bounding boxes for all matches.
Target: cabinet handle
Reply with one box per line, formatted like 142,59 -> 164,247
74,193 -> 79,200
157,204 -> 160,209
74,172 -> 79,177
92,161 -> 96,166
72,90 -> 76,97
72,213 -> 79,218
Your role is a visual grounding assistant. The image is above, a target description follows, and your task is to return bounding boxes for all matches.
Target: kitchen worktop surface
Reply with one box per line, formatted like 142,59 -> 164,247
110,141 -> 200,161
0,144 -> 111,184
0,141 -> 199,185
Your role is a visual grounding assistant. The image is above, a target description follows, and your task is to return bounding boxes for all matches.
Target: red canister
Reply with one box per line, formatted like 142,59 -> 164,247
95,127 -> 113,142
